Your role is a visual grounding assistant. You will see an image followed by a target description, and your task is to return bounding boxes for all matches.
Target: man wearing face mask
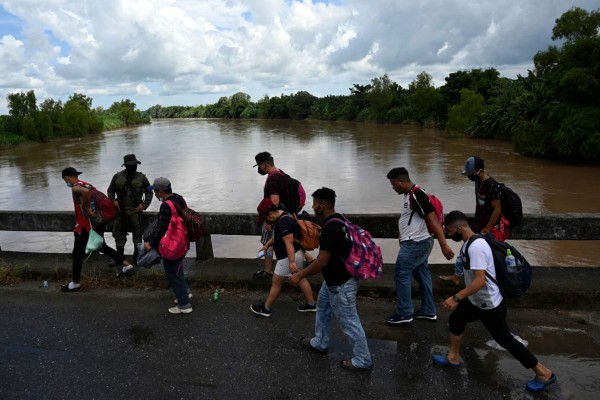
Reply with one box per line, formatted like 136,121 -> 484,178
440,156 -> 508,286
107,154 -> 152,274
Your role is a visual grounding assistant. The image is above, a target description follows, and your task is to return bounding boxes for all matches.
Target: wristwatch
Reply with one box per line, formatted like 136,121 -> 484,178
452,294 -> 460,302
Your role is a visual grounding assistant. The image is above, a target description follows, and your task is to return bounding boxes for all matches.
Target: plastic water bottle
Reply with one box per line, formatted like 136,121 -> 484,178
213,289 -> 219,302
42,280 -> 49,289
505,249 -> 517,273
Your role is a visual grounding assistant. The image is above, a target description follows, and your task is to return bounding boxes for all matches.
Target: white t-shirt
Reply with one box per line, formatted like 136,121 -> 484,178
398,190 -> 431,242
462,238 -> 503,309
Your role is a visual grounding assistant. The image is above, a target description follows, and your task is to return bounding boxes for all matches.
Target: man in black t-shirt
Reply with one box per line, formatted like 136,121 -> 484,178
250,198 -> 316,317
290,187 -> 372,371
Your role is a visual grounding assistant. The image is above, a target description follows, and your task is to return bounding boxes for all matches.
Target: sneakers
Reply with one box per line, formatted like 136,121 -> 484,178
116,267 -> 135,278
168,306 -> 192,314
61,284 -> 81,293
412,310 -> 438,321
253,270 -> 273,279
385,313 -> 413,325
297,303 -> 317,313
250,304 -> 272,317
174,292 -> 193,304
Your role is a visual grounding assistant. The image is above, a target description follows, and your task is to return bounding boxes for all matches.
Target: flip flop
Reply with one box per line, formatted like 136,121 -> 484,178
526,373 -> 557,392
340,359 -> 372,371
431,354 -> 462,367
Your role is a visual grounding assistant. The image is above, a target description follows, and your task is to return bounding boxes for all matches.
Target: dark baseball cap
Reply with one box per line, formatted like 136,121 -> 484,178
61,167 -> 82,178
253,152 -> 271,167
462,156 -> 485,176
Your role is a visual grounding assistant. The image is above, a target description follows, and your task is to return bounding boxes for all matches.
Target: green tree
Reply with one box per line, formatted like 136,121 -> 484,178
367,74 -> 401,122
229,92 -> 251,118
287,91 -> 316,119
408,71 -> 445,125
446,89 -> 485,133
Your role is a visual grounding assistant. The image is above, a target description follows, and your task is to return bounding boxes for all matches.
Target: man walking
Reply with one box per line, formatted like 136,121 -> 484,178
61,167 -> 132,292
440,156 -> 508,285
252,151 -> 288,279
290,187 -> 372,371
107,154 -> 152,270
432,210 -> 556,393
144,177 -> 192,314
250,198 -> 316,317
385,167 -> 454,325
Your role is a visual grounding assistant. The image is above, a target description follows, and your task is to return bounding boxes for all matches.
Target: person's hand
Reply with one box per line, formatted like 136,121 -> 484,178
442,296 -> 459,311
289,273 -> 300,286
134,204 -> 144,213
480,227 -> 490,234
87,208 -> 96,217
441,243 -> 455,260
144,242 -> 152,251
288,261 -> 298,274
113,200 -> 121,212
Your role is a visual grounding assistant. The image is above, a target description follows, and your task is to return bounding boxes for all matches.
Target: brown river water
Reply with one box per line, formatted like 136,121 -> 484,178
1,119 -> 599,266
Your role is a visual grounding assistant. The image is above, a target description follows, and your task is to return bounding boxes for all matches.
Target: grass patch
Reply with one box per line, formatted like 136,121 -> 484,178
0,261 -> 29,284
0,131 -> 27,148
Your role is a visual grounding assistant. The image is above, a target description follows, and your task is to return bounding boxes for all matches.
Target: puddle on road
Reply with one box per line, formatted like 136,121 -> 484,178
129,325 -> 154,346
365,328 -> 600,399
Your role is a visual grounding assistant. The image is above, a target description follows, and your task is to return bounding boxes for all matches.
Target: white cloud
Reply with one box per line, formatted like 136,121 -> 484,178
0,0 -> 598,112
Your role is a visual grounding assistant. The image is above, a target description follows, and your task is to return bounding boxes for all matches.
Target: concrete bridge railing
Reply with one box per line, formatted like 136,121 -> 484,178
0,211 -> 599,260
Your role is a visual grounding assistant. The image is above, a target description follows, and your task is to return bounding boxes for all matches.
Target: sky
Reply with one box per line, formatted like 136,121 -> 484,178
0,0 -> 598,113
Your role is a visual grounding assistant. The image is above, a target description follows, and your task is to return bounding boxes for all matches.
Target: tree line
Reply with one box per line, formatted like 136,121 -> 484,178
144,7 -> 600,161
0,92 -> 149,146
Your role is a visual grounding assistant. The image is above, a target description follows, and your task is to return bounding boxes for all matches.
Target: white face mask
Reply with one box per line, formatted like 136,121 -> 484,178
158,197 -> 164,202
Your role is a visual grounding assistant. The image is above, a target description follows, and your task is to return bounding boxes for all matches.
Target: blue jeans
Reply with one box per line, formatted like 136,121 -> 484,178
394,237 -> 435,317
311,279 -> 372,369
163,257 -> 191,308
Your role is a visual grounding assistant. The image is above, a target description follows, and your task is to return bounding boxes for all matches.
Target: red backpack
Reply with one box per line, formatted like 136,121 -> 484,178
76,182 -> 116,227
409,185 -> 444,233
159,200 -> 190,260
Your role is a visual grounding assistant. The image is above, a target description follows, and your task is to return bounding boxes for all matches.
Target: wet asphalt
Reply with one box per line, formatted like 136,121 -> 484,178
1,282 -> 599,400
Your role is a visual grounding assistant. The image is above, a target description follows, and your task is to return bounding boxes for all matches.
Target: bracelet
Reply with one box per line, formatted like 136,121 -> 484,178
452,294 -> 460,302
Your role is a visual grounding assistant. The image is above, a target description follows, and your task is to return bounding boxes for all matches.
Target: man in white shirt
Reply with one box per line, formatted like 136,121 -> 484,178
432,210 -> 557,393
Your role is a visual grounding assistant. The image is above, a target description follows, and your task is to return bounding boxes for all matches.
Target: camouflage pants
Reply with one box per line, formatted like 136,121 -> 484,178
112,210 -> 144,249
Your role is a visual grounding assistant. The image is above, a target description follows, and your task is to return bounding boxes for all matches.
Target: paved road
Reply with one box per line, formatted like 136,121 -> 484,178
1,282 -> 599,400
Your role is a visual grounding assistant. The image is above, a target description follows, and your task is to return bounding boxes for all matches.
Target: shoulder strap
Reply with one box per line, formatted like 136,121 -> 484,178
463,233 -> 499,285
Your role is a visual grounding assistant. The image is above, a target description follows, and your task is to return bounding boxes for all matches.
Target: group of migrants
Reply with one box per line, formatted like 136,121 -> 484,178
59,151 -> 556,392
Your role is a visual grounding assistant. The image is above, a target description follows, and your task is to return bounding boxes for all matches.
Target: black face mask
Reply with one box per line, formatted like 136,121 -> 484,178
125,165 -> 137,175
467,174 -> 479,182
449,232 -> 463,242
257,167 -> 267,176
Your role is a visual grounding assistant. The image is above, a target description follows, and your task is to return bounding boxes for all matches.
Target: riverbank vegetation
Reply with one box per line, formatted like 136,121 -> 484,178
0,92 -> 149,147
144,7 -> 599,161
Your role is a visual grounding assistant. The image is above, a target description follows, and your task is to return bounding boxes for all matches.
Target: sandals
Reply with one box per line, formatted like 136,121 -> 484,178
298,336 -> 327,353
526,373 -> 557,392
431,354 -> 462,367
340,359 -> 372,371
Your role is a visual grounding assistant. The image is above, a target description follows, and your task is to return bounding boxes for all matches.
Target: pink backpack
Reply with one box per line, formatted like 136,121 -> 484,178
324,216 -> 383,280
409,185 -> 444,233
158,200 -> 190,260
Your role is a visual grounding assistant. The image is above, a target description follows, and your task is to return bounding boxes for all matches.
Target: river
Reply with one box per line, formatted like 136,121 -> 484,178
1,119 -> 599,266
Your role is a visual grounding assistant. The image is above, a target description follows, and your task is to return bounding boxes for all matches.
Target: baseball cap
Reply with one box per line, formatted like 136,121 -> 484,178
148,177 -> 171,191
462,156 -> 485,176
257,198 -> 277,222
61,167 -> 82,178
253,152 -> 271,167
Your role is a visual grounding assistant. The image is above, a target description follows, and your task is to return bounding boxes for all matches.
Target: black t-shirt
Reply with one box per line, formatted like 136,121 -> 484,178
273,213 -> 302,260
474,177 -> 502,231
320,213 -> 353,286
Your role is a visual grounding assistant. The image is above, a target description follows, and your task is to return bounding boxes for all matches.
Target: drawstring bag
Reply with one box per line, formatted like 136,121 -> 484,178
85,229 -> 104,254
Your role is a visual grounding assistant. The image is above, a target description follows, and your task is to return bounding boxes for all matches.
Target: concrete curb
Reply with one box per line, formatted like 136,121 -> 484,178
2,251 -> 599,310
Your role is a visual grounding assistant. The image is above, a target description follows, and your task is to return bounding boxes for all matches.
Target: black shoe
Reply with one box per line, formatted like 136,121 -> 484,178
298,336 -> 327,353
61,284 -> 81,292
297,303 -> 317,313
250,304 -> 272,317
412,310 -> 437,321
116,268 -> 135,278
253,270 -> 273,279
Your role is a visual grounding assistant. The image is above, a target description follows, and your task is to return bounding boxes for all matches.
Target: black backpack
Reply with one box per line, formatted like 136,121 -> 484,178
275,170 -> 306,214
463,234 -> 532,298
489,178 -> 522,228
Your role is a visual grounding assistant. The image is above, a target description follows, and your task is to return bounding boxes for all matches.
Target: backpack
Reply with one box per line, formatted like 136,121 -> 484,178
291,213 -> 321,251
324,216 -> 383,280
158,200 -> 190,260
409,185 -> 444,233
77,182 -> 116,227
176,205 -> 206,242
498,183 -> 523,228
274,170 -> 306,214
463,234 -> 532,298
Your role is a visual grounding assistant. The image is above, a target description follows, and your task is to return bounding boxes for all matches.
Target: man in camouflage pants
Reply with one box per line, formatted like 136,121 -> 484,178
107,154 -> 153,273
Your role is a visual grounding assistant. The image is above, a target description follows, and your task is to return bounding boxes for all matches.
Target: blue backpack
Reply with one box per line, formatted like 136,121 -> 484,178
463,234 -> 532,298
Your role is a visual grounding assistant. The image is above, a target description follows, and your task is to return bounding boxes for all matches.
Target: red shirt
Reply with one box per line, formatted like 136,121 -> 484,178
72,180 -> 92,233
